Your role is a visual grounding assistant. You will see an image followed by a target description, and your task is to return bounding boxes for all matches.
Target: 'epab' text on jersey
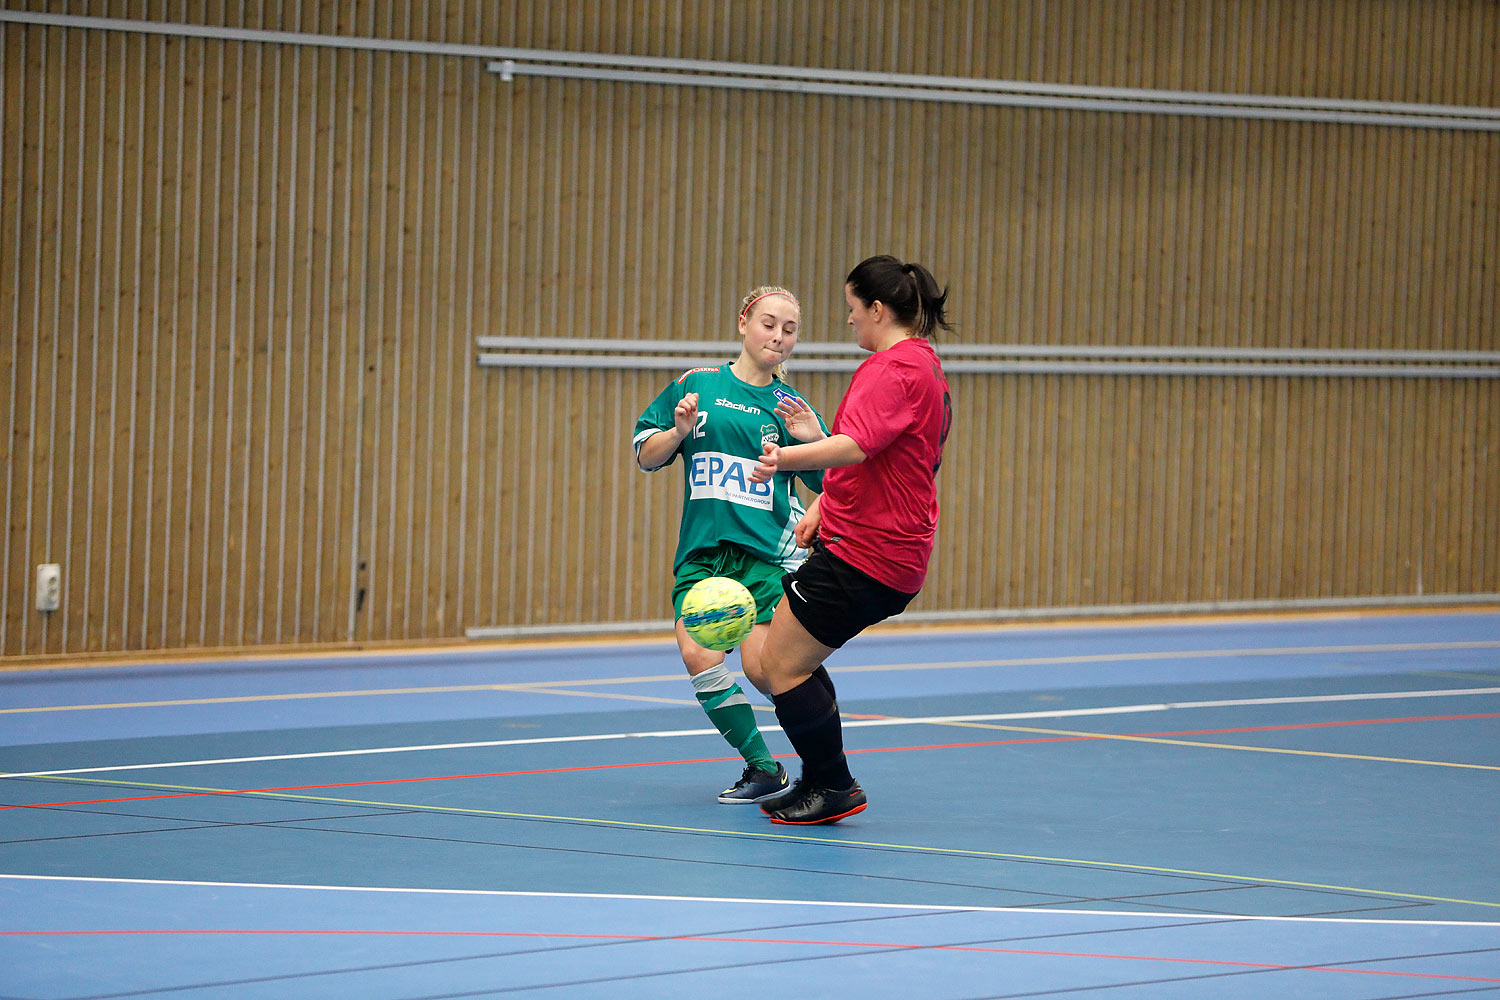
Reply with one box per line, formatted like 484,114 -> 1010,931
633,364 -> 827,573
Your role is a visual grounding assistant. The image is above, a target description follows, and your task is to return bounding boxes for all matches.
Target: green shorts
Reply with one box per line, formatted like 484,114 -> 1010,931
672,545 -> 786,625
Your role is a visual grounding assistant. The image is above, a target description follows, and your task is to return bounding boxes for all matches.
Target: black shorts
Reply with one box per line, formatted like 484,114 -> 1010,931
781,542 -> 918,649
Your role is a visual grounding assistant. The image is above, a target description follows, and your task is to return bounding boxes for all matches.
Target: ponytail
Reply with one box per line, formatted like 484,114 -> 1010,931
845,255 -> 952,339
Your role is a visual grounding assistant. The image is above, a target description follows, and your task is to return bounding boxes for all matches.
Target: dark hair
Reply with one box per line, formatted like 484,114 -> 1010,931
845,255 -> 952,339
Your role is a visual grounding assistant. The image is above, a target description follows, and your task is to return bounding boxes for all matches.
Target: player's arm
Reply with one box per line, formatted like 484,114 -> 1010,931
749,434 -> 866,483
636,392 -> 699,471
794,493 -> 822,548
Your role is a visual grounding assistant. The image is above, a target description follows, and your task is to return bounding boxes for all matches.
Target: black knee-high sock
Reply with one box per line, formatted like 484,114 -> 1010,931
772,676 -> 855,790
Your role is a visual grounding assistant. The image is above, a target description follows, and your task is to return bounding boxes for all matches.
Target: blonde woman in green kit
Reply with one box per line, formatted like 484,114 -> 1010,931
632,286 -> 829,803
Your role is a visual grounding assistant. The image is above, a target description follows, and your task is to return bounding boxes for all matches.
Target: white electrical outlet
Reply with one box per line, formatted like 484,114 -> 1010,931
36,563 -> 61,612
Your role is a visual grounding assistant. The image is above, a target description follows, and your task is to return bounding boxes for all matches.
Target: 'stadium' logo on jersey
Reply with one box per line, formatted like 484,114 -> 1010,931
759,423 -> 779,445
714,398 -> 762,415
689,451 -> 773,510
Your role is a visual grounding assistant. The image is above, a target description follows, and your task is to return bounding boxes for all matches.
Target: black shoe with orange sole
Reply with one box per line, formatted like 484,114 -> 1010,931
759,777 -> 867,825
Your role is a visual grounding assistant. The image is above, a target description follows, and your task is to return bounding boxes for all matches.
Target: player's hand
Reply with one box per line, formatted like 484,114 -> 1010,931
775,396 -> 825,443
793,501 -> 822,548
750,441 -> 779,483
673,393 -> 699,438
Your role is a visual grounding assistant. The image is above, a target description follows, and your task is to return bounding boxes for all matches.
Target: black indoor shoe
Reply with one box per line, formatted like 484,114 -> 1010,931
717,762 -> 790,804
760,777 -> 867,825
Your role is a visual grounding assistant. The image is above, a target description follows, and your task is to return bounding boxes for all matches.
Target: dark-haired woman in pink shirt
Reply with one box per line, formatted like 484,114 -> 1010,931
749,254 -> 953,825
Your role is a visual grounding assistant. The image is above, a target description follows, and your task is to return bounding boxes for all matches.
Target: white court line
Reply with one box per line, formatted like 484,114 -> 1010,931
4,686 -> 1498,779
2,874 -> 1497,928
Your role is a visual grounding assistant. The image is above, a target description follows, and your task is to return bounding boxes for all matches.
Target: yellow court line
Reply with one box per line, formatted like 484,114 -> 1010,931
17,773 -> 1499,912
909,719 -> 1500,772
511,687 -> 701,708
512,686 -> 785,712
528,641 -> 1500,683
8,603 -> 1496,674
7,638 -> 1498,716
0,679 -> 686,715
852,640 -> 1500,675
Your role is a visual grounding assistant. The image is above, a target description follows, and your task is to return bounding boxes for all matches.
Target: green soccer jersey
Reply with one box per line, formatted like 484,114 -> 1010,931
634,363 -> 827,574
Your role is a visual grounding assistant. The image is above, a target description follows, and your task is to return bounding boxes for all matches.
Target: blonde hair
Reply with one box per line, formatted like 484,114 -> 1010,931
738,285 -> 800,380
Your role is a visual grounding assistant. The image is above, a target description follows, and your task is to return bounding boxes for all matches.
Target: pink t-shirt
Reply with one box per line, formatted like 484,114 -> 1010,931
819,338 -> 951,593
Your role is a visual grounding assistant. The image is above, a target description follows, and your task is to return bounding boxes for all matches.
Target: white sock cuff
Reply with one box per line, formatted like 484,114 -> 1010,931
690,663 -> 736,694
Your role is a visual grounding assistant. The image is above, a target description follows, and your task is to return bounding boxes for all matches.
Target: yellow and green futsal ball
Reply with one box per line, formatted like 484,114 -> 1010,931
681,576 -> 757,651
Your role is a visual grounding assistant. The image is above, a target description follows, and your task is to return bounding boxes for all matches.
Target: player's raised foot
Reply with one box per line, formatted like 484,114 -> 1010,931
717,761 -> 789,804
760,777 -> 867,824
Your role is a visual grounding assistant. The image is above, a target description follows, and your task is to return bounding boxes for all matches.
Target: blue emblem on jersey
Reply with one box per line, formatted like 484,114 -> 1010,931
771,386 -> 798,406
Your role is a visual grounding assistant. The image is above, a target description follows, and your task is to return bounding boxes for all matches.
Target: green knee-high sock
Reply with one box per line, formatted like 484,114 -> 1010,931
691,664 -> 776,771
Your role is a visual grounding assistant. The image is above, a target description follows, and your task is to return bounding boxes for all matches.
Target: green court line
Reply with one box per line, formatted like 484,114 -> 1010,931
14,772 -> 1499,913
1409,669 -> 1500,684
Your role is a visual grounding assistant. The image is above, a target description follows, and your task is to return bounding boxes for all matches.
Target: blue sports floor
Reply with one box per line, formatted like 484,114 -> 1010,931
2,610 -> 1499,998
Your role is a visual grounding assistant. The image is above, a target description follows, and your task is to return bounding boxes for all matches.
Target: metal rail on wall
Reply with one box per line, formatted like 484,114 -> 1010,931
477,337 -> 1500,378
3,10 -> 1499,132
485,59 -> 1500,132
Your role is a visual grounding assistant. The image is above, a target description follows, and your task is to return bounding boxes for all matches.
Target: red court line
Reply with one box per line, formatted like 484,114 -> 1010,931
5,712 -> 1496,813
1,928 -> 1497,983
0,754 -> 753,810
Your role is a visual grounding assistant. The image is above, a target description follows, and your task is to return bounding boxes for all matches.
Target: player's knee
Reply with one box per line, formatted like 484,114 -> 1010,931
757,644 -> 795,688
681,644 -> 724,674
739,659 -> 772,696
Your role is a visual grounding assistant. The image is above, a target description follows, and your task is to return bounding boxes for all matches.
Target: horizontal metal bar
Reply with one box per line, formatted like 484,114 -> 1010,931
489,61 -> 1500,132
464,593 -> 1500,640
4,11 -> 1495,131
477,336 -> 1500,364
478,336 -> 866,356
945,346 -> 1500,364
504,57 -> 1498,119
477,353 -> 1500,378
921,361 -> 1500,378
479,353 -> 861,372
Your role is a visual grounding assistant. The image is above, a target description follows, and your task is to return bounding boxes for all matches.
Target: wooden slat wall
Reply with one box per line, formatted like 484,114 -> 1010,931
2,0 -> 1497,658
916,374 -> 1498,614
